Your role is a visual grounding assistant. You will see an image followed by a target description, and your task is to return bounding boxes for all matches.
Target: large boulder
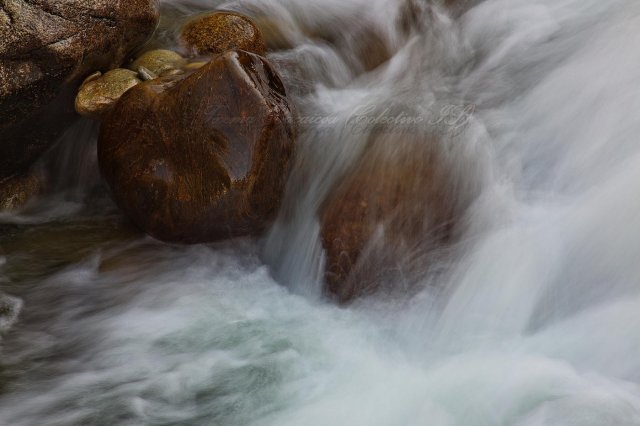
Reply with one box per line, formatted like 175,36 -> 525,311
0,0 -> 159,180
320,132 -> 460,303
99,50 -> 296,243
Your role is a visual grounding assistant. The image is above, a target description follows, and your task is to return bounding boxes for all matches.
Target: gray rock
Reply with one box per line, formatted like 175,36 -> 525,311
0,0 -> 159,180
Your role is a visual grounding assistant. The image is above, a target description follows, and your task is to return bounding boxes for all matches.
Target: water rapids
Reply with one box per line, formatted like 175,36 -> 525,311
1,0 -> 640,424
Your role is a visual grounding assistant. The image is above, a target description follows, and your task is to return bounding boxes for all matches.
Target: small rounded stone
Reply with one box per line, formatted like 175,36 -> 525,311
129,49 -> 187,77
75,69 -> 142,119
180,12 -> 266,56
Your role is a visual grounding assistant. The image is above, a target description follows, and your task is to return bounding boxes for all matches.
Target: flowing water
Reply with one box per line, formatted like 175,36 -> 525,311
2,0 -> 640,424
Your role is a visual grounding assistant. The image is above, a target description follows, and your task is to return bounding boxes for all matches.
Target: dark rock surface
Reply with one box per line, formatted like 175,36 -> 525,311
320,132 -> 460,303
0,0 -> 159,180
99,50 -> 296,243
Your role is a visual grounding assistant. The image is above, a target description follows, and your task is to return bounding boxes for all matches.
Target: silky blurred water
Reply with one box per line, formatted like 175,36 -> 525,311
1,0 -> 640,424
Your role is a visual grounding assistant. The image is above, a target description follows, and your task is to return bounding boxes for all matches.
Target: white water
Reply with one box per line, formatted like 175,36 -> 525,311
2,0 -> 640,424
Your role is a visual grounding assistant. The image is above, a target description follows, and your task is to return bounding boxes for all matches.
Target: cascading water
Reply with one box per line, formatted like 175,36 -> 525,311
1,0 -> 640,424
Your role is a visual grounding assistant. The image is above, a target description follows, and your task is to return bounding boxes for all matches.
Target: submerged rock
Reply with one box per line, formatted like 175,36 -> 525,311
0,292 -> 22,333
304,21 -> 391,73
75,70 -> 142,119
0,173 -> 43,212
0,0 -> 159,180
444,0 -> 478,13
399,0 -> 434,34
0,217 -> 140,282
180,12 -> 266,56
399,0 -> 475,34
252,16 -> 297,51
349,26 -> 392,72
99,50 -> 296,243
320,132 -> 459,303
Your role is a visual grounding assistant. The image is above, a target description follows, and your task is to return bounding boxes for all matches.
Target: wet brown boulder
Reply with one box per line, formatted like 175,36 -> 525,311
99,50 -> 295,243
180,12 -> 266,56
320,132 -> 459,303
0,0 -> 159,180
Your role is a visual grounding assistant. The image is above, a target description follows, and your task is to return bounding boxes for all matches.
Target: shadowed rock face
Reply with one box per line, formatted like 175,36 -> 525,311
0,0 -> 159,180
0,173 -> 42,212
99,50 -> 296,243
180,12 -> 266,56
320,132 -> 459,304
